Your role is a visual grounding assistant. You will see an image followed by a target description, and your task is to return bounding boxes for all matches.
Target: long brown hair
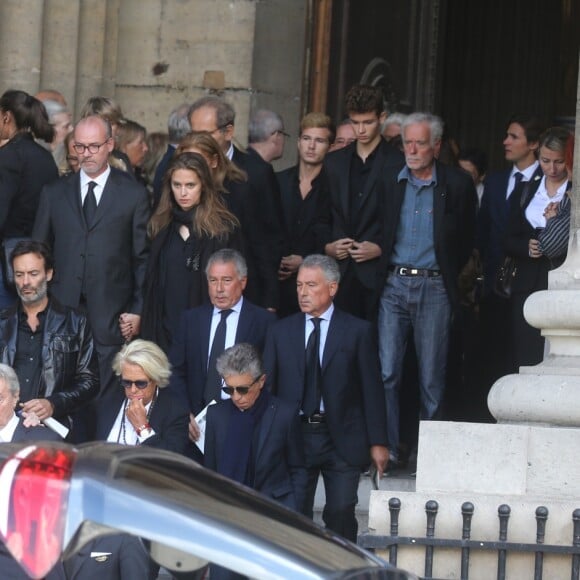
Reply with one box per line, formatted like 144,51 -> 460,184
176,132 -> 246,191
148,152 -> 239,239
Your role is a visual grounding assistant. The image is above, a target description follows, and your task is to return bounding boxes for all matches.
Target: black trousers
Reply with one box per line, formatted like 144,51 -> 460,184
301,422 -> 361,542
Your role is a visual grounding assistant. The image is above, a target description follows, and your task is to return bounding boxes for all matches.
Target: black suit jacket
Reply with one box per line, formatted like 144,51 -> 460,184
376,160 -> 477,308
323,138 -> 404,289
32,168 -> 150,345
169,299 -> 275,414
11,417 -> 63,442
205,395 -> 307,511
503,171 -> 559,294
64,535 -> 156,580
263,308 -> 387,467
476,168 -> 512,294
0,132 -> 59,239
95,387 -> 189,455
232,146 -> 284,309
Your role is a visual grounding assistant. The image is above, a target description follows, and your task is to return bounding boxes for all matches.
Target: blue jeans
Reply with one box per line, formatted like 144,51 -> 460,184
378,272 -> 451,459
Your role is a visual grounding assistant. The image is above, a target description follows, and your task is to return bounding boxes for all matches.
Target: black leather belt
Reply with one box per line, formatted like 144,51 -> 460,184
301,413 -> 326,424
389,265 -> 441,277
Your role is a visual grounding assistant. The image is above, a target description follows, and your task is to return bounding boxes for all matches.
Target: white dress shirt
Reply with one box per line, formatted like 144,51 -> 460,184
80,166 -> 111,205
107,398 -> 155,445
0,413 -> 19,442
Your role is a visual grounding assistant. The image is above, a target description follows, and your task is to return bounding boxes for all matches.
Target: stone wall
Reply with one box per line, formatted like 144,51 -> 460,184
0,0 -> 308,169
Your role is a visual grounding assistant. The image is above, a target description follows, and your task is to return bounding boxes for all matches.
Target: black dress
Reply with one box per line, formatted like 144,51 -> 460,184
141,217 -> 244,351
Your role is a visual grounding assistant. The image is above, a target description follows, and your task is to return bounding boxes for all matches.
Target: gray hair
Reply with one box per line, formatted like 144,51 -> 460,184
402,112 -> 444,146
539,126 -> 572,154
300,254 -> 341,283
216,343 -> 263,379
188,96 -> 235,130
112,339 -> 172,388
248,109 -> 285,144
205,248 -> 248,278
42,99 -> 69,121
382,112 -> 407,132
0,364 -> 20,397
168,103 -> 191,143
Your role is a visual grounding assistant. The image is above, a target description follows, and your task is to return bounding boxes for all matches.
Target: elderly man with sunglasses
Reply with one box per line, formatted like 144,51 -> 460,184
204,342 -> 307,513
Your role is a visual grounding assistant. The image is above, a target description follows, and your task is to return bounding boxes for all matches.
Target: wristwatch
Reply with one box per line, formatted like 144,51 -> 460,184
136,422 -> 153,437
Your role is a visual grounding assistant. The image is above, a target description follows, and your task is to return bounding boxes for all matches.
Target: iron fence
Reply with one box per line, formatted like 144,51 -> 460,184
358,497 -> 580,580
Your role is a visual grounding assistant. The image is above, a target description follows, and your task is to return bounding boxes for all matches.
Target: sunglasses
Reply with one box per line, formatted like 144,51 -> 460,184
120,379 -> 150,390
221,376 -> 261,396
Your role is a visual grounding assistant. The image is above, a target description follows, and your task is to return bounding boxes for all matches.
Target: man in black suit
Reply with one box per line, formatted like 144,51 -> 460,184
476,114 -> 544,380
323,85 -> 404,319
188,96 -> 283,310
276,112 -> 333,316
263,254 -> 388,542
169,249 -> 275,458
205,343 -> 307,511
376,112 -> 477,467
32,115 -> 150,409
0,363 -> 62,443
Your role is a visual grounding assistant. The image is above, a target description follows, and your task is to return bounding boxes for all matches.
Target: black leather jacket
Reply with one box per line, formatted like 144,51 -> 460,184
0,298 -> 99,419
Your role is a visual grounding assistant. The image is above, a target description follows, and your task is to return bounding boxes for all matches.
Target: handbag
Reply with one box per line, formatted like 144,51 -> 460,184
494,256 -> 517,299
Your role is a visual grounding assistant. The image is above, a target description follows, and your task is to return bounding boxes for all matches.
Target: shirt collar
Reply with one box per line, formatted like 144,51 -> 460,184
398,163 -> 437,186
511,160 -> 539,181
305,302 -> 334,323
225,143 -> 234,160
80,165 -> 111,191
0,413 -> 20,442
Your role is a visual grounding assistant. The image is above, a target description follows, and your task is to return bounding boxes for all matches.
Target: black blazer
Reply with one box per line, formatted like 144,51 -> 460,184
11,417 -> 63,442
232,147 -> 284,309
64,535 -> 156,580
323,138 -> 404,289
263,307 -> 388,467
205,395 -> 307,511
503,171 -> 562,295
95,387 -> 189,455
169,299 -> 275,415
476,168 -> 512,293
32,168 -> 150,346
376,160 -> 477,308
0,132 -> 59,239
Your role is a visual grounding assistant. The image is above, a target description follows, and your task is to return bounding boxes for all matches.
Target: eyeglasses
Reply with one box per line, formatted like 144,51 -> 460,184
120,379 -> 150,390
221,376 -> 261,396
72,139 -> 110,154
273,129 -> 290,137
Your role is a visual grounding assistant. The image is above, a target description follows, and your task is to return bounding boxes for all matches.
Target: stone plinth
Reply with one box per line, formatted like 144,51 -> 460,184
369,421 -> 580,579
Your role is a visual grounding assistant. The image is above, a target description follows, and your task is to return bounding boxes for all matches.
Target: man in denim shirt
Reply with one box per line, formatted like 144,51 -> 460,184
376,112 -> 477,467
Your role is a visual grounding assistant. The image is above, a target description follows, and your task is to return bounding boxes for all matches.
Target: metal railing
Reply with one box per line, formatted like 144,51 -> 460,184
358,497 -> 580,580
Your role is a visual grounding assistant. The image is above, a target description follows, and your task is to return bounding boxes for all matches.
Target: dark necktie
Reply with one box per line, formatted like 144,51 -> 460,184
83,181 -> 97,227
204,309 -> 233,404
513,172 -> 524,192
302,317 -> 322,417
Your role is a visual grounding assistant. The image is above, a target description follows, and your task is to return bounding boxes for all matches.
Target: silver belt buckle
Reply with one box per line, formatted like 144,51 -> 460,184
399,267 -> 408,276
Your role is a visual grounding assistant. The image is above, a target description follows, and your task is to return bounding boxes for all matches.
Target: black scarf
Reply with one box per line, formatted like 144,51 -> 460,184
219,389 -> 271,486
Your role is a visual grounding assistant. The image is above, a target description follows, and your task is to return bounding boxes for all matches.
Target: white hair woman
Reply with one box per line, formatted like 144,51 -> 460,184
95,339 -> 188,454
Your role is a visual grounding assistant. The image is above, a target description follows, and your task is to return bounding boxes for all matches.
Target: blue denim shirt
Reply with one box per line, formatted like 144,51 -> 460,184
390,165 -> 439,269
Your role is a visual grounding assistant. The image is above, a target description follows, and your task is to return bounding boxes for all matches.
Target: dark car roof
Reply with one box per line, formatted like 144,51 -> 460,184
0,442 -> 415,580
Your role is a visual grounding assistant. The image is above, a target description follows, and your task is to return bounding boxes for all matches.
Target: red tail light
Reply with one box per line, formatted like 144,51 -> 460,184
0,445 -> 75,579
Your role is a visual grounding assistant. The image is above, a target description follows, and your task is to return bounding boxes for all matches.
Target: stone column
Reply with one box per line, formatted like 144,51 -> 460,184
0,0 -> 45,95
74,0 -> 108,119
39,0 -> 81,108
